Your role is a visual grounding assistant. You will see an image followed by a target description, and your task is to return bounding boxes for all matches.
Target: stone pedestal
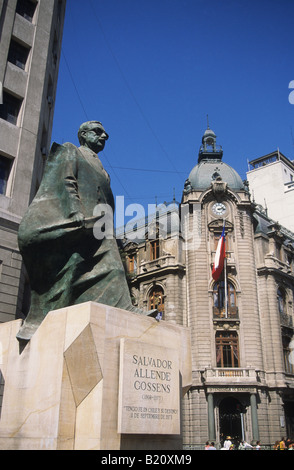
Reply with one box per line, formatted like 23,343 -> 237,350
0,302 -> 191,450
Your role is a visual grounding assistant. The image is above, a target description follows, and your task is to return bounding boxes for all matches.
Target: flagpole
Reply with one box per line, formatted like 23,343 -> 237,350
224,256 -> 228,318
223,219 -> 228,319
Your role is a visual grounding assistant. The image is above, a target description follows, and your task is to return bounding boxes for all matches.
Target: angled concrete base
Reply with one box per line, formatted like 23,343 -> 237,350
0,302 -> 191,450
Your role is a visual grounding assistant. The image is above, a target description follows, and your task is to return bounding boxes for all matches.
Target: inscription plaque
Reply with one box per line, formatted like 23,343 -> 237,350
118,339 -> 180,434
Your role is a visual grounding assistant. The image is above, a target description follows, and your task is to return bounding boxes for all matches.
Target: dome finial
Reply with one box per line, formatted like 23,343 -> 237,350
199,121 -> 223,163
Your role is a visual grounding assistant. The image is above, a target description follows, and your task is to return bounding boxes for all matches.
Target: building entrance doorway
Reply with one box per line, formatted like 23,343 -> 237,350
219,397 -> 244,445
284,401 -> 294,439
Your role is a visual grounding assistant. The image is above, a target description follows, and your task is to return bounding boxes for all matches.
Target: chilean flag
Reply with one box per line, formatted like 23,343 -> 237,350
212,225 -> 226,281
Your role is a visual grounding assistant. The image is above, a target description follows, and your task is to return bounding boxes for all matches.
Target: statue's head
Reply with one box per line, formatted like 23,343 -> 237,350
78,121 -> 109,153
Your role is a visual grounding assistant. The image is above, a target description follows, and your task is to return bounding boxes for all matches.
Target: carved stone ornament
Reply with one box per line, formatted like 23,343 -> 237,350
208,219 -> 234,232
211,176 -> 227,198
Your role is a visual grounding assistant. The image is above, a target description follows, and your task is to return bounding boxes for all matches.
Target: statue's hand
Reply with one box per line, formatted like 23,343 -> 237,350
70,211 -> 85,227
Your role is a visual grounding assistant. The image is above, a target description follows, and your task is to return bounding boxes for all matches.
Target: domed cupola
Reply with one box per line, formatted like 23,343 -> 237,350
185,121 -> 245,193
199,123 -> 223,162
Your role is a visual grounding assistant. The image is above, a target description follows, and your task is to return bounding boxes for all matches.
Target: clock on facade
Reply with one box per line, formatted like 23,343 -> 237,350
212,202 -> 227,216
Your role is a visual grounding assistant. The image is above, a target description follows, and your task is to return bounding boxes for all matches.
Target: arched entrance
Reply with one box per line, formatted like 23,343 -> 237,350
219,397 -> 244,445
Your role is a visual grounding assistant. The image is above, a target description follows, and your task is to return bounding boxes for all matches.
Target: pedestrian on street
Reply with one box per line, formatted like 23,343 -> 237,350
279,437 -> 286,450
207,442 -> 217,450
223,436 -> 232,450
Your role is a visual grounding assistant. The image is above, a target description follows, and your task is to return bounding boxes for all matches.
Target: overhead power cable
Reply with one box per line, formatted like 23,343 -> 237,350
61,48 -> 133,199
61,49 -> 89,121
104,166 -> 187,174
88,0 -> 183,182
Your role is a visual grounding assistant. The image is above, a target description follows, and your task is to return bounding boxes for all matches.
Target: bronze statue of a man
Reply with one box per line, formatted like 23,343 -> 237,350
17,121 -> 154,341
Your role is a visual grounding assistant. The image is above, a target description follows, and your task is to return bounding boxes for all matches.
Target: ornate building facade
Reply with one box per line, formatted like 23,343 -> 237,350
122,126 -> 294,447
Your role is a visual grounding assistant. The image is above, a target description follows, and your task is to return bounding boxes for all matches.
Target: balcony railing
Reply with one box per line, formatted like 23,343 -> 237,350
203,367 -> 259,385
213,306 -> 239,320
139,255 -> 178,274
199,144 -> 223,154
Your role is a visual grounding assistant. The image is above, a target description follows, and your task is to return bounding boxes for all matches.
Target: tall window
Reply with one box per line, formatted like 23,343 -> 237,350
16,0 -> 37,22
275,242 -> 282,261
127,253 -> 137,275
283,337 -> 294,375
0,92 -> 22,125
149,286 -> 165,317
216,331 -> 239,368
150,239 -> 160,260
0,156 -> 12,195
287,254 -> 293,272
7,39 -> 30,70
277,287 -> 286,315
214,232 -> 229,251
213,281 -> 237,318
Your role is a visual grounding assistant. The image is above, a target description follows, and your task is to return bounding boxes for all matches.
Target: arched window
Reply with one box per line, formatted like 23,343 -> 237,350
213,281 -> 237,318
216,331 -> 239,368
277,287 -> 286,315
149,286 -> 165,318
283,337 -> 294,375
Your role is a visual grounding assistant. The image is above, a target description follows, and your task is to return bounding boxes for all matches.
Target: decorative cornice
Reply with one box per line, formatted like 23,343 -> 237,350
208,219 -> 234,232
131,263 -> 185,284
257,265 -> 294,282
0,215 -> 21,233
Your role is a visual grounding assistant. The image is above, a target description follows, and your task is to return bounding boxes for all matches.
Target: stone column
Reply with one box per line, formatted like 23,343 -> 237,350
250,393 -> 260,442
207,393 -> 216,441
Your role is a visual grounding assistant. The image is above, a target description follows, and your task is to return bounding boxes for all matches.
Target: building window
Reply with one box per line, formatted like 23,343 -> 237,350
277,287 -> 286,315
127,253 -> 137,275
214,232 -> 229,252
283,337 -> 294,375
213,281 -> 237,318
16,0 -> 37,22
275,242 -> 282,260
0,91 -> 22,125
150,239 -> 160,260
216,331 -> 239,368
287,254 -> 293,271
0,155 -> 13,195
149,286 -> 165,318
7,39 -> 30,70
57,0 -> 64,22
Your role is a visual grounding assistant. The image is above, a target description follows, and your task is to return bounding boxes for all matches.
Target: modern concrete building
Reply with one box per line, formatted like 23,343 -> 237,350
0,0 -> 66,325
122,127 -> 294,448
247,150 -> 294,232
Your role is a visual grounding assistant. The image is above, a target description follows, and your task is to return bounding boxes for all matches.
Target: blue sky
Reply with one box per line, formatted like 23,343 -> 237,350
51,0 -> 294,214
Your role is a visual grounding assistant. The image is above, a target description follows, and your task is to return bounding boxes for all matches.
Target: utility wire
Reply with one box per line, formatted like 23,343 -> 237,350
88,0 -> 183,181
61,49 -> 88,121
104,166 -> 187,174
61,48 -> 133,199
61,4 -> 184,202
